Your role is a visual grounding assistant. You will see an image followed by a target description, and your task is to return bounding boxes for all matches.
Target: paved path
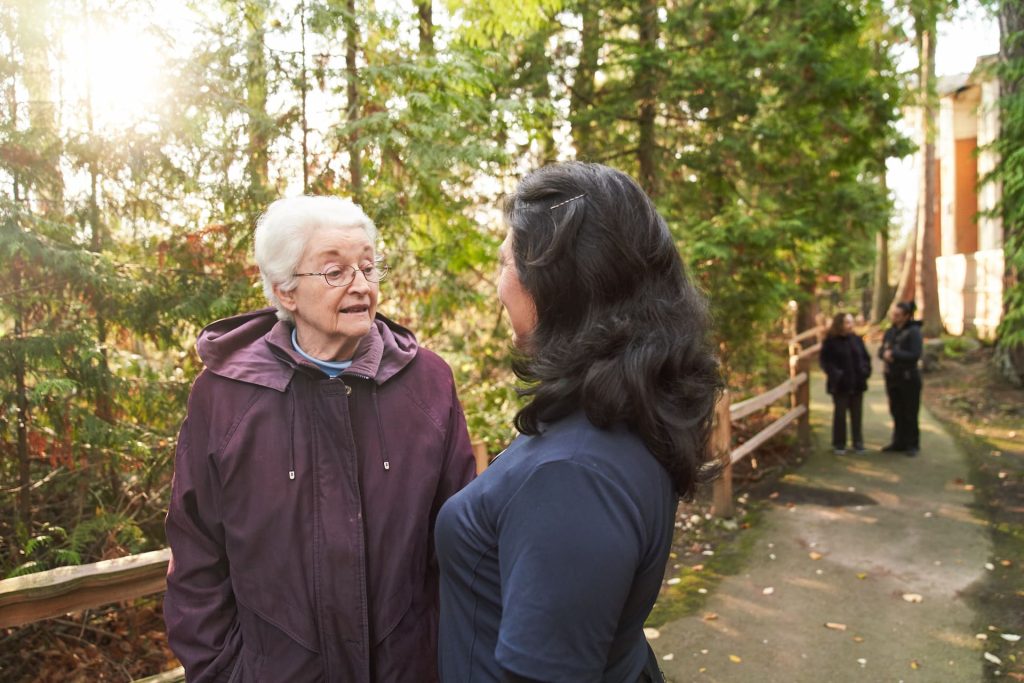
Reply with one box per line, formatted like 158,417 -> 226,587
652,354 -> 992,682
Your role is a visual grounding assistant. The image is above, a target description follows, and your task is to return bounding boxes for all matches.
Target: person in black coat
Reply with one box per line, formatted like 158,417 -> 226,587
820,312 -> 872,454
880,300 -> 923,455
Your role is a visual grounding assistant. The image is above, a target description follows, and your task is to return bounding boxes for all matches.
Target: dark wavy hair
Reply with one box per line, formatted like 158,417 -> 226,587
504,162 -> 722,499
828,312 -> 851,338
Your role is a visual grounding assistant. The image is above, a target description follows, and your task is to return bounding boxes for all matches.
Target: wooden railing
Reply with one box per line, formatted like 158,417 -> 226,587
711,325 -> 826,517
0,331 -> 824,677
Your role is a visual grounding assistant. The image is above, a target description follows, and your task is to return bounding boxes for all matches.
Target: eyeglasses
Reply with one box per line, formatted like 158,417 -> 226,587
293,262 -> 390,288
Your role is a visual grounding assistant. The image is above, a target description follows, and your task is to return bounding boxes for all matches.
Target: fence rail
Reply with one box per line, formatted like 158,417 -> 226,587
0,327 -> 826,679
711,325 -> 826,517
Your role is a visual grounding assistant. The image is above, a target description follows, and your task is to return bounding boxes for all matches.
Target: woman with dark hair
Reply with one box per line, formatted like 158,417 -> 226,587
435,162 -> 722,682
880,301 -> 923,455
820,312 -> 871,455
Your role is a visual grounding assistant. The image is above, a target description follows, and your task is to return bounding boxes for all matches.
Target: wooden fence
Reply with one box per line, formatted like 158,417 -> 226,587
711,325 -> 825,517
0,327 -> 824,679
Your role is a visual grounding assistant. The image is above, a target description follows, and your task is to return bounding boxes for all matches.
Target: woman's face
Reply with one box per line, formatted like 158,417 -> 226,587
890,306 -> 907,327
843,314 -> 854,335
276,225 -> 379,360
498,232 -> 537,347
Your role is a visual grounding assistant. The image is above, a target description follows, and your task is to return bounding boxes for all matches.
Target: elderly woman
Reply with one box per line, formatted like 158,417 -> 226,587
164,196 -> 476,682
436,162 -> 721,682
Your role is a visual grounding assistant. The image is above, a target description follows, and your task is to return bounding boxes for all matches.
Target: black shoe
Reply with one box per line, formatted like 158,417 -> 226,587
881,444 -> 904,453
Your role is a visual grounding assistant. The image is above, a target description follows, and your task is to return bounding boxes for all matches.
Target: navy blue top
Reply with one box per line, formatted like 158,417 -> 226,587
435,411 -> 677,682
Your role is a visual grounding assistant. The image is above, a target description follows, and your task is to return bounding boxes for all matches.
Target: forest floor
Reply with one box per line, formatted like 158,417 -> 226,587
650,341 -> 1024,682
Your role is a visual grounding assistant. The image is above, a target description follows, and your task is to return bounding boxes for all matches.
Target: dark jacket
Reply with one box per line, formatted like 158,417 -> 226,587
879,320 -> 923,379
820,333 -> 871,395
164,308 -> 476,683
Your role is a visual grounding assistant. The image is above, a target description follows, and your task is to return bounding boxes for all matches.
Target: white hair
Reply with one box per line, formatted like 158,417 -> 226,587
253,195 -> 378,322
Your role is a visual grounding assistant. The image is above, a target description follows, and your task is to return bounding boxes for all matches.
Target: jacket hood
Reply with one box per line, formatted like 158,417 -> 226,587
196,307 -> 419,391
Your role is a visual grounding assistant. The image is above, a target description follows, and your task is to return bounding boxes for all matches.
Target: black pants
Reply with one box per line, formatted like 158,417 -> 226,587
885,371 -> 921,450
831,392 -> 864,450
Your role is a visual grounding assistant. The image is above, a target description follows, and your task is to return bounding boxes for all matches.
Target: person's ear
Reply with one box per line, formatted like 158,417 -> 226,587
275,285 -> 299,314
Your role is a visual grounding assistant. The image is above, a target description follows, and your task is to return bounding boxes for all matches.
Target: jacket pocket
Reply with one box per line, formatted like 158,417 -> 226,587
373,580 -> 413,646
235,598 -> 324,681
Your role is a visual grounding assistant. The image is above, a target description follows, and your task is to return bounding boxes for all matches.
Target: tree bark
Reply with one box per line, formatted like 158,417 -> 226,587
570,0 -> 599,160
415,0 -> 433,55
300,0 -> 309,193
996,0 -> 1024,384
871,226 -> 890,322
914,13 -> 943,336
244,1 -> 270,199
345,0 -> 363,200
15,0 -> 63,214
636,0 -> 658,197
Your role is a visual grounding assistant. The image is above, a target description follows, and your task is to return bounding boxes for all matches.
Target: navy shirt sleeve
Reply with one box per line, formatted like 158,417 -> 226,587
494,460 -> 644,681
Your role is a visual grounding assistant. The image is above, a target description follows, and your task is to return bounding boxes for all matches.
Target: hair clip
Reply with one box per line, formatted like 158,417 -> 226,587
549,193 -> 586,211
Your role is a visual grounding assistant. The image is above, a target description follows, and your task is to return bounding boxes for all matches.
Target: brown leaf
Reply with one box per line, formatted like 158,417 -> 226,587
825,622 -> 847,631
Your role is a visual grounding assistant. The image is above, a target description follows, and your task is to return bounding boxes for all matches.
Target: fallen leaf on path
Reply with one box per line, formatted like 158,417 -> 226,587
692,564 -> 704,571
1001,560 -> 1013,567
852,636 -> 864,643
662,653 -> 674,661
809,551 -> 823,561
666,578 -> 681,585
857,658 -> 867,667
703,612 -> 719,621
1000,634 -> 1021,642
824,622 -> 847,631
910,660 -> 921,670
762,587 -> 775,595
902,593 -> 923,603
729,655 -> 742,663
643,628 -> 660,640
984,652 -> 1002,665
977,634 -> 989,640
856,573 -> 867,580
986,563 -> 995,571
769,492 -> 779,499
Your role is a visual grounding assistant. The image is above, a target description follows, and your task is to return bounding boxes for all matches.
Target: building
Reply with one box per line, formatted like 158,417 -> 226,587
935,57 -> 1004,338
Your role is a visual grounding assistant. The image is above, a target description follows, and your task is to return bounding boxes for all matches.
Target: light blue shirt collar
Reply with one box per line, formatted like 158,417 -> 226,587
291,328 -> 353,378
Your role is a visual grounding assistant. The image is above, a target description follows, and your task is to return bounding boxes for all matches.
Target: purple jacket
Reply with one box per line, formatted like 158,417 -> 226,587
164,308 -> 476,682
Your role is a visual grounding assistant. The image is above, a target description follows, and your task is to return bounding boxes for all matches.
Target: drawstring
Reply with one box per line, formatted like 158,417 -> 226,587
372,385 -> 391,471
288,385 -> 297,480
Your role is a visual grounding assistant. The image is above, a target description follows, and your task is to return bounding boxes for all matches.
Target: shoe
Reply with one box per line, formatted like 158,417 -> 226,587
881,444 -> 904,453
853,444 -> 866,454
834,448 -> 847,455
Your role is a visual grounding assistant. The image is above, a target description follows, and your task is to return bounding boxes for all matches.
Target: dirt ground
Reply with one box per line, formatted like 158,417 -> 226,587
920,344 -> 1024,681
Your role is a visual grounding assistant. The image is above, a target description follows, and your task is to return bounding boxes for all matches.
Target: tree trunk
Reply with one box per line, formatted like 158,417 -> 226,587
636,0 -> 658,197
871,226 -> 890,322
570,0 -> 599,160
15,0 -> 63,214
893,220 -> 917,306
345,0 -> 363,200
415,0 -> 433,55
300,0 -> 309,193
244,1 -> 270,199
914,13 -> 943,336
83,0 -> 118,505
995,0 -> 1024,385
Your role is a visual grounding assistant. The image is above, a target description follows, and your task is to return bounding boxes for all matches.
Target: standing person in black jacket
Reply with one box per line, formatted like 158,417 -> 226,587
820,313 -> 871,455
880,301 -> 924,455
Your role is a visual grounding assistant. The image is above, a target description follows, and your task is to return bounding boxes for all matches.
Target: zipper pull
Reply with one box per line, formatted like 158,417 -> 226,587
383,461 -> 390,471
289,470 -> 295,480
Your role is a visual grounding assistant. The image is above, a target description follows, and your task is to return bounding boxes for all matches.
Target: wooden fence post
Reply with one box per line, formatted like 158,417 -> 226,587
790,345 -> 812,451
711,391 -> 733,518
472,441 -> 489,474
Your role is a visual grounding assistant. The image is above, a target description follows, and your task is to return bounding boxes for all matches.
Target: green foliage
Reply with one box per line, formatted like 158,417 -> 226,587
0,0 -> 933,572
